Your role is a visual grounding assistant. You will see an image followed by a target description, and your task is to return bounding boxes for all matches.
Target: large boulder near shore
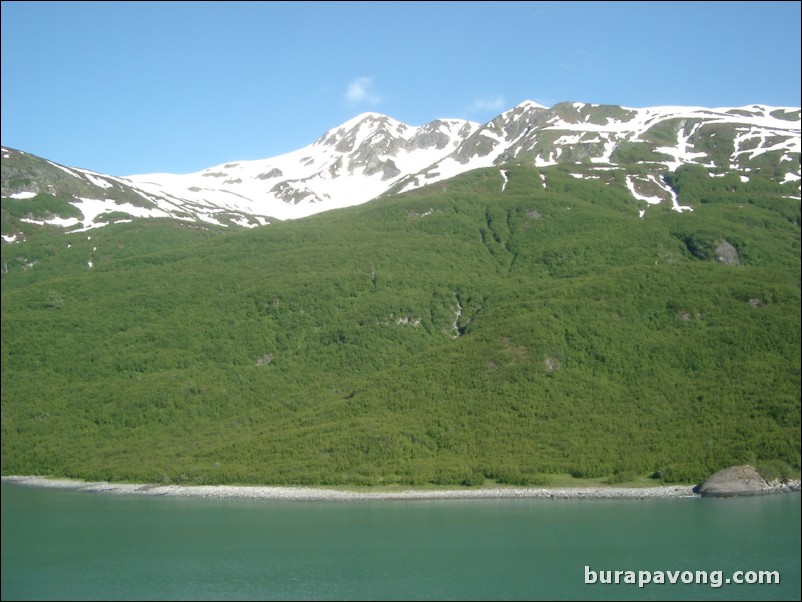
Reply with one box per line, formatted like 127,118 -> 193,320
697,465 -> 772,497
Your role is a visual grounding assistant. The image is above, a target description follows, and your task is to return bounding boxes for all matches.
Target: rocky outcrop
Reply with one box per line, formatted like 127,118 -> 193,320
696,465 -> 799,497
715,240 -> 740,266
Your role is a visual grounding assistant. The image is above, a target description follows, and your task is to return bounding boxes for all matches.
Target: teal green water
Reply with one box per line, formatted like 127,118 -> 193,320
1,484 -> 799,601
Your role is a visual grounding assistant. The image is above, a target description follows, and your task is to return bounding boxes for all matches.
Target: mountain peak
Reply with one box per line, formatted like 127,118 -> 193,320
328,111 -> 391,132
514,100 -> 548,111
3,99 -> 799,232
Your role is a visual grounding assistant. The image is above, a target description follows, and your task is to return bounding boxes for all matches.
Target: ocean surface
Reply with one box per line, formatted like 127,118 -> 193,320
1,483 -> 799,601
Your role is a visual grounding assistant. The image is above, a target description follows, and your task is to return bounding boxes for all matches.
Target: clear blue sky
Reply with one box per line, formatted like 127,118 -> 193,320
2,1 -> 800,176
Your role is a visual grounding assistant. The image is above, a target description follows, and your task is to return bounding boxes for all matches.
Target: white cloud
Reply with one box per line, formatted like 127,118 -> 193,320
345,77 -> 382,106
470,94 -> 506,113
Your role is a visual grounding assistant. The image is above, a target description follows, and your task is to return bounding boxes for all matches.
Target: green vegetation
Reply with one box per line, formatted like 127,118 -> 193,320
1,193 -> 83,223
1,165 -> 799,487
550,102 -> 637,126
1,219 -> 226,287
609,141 -> 674,166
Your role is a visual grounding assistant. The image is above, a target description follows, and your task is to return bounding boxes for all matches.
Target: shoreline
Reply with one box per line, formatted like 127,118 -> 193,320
2,475 -> 699,501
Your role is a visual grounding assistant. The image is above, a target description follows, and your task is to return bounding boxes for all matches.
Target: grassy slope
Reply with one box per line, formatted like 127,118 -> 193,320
1,165 -> 800,486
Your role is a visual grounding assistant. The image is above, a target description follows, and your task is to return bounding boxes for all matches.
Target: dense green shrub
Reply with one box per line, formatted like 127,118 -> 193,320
2,165 -> 799,486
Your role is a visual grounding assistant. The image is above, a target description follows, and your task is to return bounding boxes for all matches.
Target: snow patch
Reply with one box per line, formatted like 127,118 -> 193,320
554,134 -> 584,145
590,135 -> 618,164
626,176 -> 663,205
46,160 -> 81,178
626,174 -> 691,213
535,152 -> 558,167
653,176 -> 693,213
22,216 -> 81,228
655,122 -> 709,171
75,168 -> 115,189
228,215 -> 260,228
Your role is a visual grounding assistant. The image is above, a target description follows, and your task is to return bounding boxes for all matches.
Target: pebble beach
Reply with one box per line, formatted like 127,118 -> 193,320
1,475 -> 698,501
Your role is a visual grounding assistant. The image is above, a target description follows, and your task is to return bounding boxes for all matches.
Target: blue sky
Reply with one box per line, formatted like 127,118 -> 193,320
2,1 -> 800,176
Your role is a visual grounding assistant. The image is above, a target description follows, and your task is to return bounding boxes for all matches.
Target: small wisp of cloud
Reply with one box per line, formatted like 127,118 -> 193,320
345,77 -> 382,106
459,94 -> 508,121
470,94 -> 506,113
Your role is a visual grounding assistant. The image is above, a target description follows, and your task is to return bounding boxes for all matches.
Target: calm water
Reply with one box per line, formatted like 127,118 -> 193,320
1,483 -> 799,601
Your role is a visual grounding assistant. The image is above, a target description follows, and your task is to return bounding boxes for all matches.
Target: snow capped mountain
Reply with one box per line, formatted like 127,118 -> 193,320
396,102 -> 800,194
2,100 -> 799,236
125,112 -> 481,222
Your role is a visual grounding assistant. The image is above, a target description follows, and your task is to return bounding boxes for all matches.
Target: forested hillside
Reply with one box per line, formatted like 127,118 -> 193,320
2,165 -> 799,486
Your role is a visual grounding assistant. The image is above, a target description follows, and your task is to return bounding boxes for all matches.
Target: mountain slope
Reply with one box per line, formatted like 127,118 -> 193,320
124,113 -> 481,221
397,102 -> 801,194
115,101 -> 802,221
0,146 -> 269,236
3,100 -> 799,238
2,164 -> 799,486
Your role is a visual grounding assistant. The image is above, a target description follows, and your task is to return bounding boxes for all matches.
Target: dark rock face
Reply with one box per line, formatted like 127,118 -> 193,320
697,465 -> 771,497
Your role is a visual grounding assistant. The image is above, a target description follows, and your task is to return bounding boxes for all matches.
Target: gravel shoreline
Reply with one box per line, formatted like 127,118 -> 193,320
1,475 -> 698,501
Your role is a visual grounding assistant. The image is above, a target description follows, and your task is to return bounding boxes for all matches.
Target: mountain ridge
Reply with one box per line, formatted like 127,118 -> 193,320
2,100 -> 800,237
